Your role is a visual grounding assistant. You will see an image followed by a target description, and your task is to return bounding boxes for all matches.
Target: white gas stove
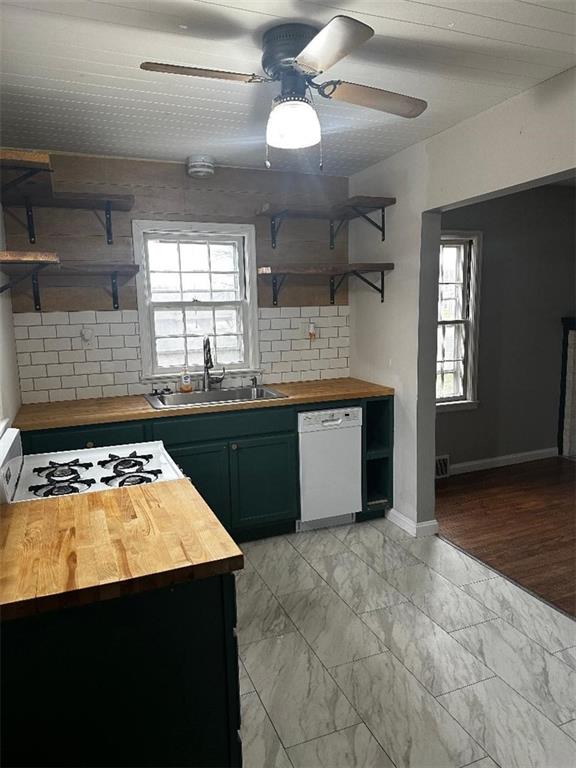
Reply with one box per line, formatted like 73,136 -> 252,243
0,427 -> 183,504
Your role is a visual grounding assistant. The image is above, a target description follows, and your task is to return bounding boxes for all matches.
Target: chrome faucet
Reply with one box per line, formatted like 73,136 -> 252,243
202,337 -> 225,391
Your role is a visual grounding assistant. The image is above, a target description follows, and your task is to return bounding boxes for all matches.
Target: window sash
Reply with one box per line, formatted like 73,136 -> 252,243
143,233 -> 251,374
436,238 -> 474,403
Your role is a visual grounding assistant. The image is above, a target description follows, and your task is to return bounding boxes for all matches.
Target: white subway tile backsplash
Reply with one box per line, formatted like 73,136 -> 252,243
280,307 -> 300,318
62,375 -> 89,388
112,348 -> 138,360
35,377 -> 62,391
96,311 -> 123,323
30,352 -> 59,365
13,305 -> 349,402
74,362 -> 101,375
76,386 -> 103,400
22,391 -> 49,404
42,312 -> 69,325
338,305 -> 350,316
20,364 -> 47,378
86,349 -> 112,361
98,336 -> 124,349
29,325 -> 57,339
101,361 -> 126,374
69,311 -> 96,324
102,384 -> 128,397
110,323 -> 136,336
88,373 -> 114,386
59,351 -> 86,364
49,389 -> 76,402
114,372 -> 140,385
13,313 -> 42,326
47,363 -> 74,377
45,338 -> 72,351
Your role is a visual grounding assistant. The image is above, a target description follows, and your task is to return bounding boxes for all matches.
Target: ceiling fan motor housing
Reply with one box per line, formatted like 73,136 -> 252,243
261,23 -> 319,80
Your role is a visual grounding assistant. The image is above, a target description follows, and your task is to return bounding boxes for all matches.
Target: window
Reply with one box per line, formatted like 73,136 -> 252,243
133,221 -> 259,378
436,233 -> 481,407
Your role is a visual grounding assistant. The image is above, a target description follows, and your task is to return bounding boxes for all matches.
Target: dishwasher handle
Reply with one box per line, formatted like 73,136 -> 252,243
321,417 -> 343,427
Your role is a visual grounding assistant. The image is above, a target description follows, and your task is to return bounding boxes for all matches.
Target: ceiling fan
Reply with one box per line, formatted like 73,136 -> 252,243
141,15 -> 427,163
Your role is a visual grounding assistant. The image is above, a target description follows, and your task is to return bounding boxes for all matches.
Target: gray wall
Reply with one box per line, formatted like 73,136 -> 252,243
436,185 -> 576,464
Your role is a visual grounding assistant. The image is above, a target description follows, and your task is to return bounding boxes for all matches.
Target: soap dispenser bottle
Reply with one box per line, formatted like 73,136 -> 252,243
179,367 -> 193,393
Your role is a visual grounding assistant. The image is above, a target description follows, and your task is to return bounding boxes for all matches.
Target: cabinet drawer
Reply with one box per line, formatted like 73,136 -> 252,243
22,422 -> 147,455
152,407 -> 295,446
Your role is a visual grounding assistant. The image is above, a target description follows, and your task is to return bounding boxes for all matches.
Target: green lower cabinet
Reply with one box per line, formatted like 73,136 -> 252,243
230,433 -> 299,529
169,442 -> 232,530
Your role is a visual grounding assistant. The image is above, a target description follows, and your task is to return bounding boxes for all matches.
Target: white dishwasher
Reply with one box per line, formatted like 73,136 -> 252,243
298,407 -> 363,530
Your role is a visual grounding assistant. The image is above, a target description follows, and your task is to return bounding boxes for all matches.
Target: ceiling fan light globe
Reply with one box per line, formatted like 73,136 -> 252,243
266,98 -> 321,149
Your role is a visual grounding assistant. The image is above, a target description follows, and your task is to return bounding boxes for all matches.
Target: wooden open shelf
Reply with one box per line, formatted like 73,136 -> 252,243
2,190 -> 134,212
258,262 -> 394,306
0,250 -> 59,266
258,195 -> 396,249
0,149 -> 51,171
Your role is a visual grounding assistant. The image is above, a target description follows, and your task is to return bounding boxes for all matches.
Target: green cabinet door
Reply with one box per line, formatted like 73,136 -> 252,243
169,442 -> 232,530
229,433 -> 299,529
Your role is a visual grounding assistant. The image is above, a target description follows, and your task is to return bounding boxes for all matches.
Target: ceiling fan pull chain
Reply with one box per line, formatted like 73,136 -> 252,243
265,142 -> 271,170
307,85 -> 324,171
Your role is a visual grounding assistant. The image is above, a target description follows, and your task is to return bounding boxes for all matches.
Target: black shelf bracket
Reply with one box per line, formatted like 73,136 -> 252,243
105,201 -> 113,245
25,198 -> 36,244
270,211 -> 288,249
351,206 -> 386,241
111,271 -> 119,310
329,219 -> 346,250
0,264 -> 49,310
271,274 -> 286,306
1,167 -> 44,195
330,270 -> 385,305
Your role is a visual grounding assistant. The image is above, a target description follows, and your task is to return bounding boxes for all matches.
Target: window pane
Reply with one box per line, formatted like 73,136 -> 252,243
186,335 -> 215,367
215,308 -> 241,335
181,273 -> 211,300
436,360 -> 465,399
185,309 -> 214,336
156,337 -> 185,368
210,243 -> 237,272
180,242 -> 209,271
215,335 -> 243,365
150,272 -> 181,301
438,284 -> 464,321
437,323 -> 466,363
154,310 -> 184,337
439,245 -> 464,283
147,240 -> 179,271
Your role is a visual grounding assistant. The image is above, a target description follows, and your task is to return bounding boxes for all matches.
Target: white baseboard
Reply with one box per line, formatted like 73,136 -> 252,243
450,447 -> 558,476
386,508 -> 439,538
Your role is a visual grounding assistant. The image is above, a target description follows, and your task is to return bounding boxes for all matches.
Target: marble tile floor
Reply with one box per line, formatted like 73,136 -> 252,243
238,521 -> 576,768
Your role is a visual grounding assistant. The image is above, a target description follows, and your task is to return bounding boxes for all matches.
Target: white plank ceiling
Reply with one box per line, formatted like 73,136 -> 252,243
1,0 -> 575,176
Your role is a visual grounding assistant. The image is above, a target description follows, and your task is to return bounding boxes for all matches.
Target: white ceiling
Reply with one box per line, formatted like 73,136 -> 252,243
1,0 -> 575,176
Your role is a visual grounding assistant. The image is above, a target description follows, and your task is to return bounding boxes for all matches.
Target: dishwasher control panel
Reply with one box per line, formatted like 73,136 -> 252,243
298,407 -> 363,433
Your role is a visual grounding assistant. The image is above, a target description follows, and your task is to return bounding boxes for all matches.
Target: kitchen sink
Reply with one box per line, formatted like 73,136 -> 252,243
144,386 -> 286,409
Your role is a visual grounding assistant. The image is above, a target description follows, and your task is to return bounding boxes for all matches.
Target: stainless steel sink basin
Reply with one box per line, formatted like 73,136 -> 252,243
144,386 -> 286,409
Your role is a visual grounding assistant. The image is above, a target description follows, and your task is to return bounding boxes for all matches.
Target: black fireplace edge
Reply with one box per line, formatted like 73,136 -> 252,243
558,317 -> 576,455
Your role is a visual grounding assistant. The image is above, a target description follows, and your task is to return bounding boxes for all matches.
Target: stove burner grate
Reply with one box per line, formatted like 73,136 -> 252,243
98,452 -> 153,475
33,459 -> 94,484
29,478 -> 96,498
101,469 -> 162,487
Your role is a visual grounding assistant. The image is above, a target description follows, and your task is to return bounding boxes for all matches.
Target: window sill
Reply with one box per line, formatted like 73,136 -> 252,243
436,400 -> 479,413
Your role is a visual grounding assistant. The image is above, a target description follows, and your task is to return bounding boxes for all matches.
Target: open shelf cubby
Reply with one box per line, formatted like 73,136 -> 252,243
366,398 -> 393,455
366,457 -> 392,511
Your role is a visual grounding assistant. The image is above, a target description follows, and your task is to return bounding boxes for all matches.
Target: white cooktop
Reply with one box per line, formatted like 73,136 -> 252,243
0,429 -> 182,504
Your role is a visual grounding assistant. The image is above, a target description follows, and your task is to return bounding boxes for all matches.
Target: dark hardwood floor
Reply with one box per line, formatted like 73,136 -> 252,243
436,458 -> 576,617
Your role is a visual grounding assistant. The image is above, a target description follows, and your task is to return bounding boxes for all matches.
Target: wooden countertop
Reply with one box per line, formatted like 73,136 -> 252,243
0,479 -> 244,620
14,377 -> 394,432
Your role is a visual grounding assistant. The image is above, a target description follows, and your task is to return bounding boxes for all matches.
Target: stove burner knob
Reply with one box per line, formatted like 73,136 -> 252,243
231,443 -> 238,451
85,441 -> 95,448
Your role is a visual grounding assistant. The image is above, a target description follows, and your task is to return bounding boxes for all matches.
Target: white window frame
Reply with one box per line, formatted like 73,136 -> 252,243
436,231 -> 482,412
132,220 -> 259,380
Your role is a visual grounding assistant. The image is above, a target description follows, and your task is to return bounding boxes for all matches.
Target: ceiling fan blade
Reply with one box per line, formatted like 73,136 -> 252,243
328,80 -> 427,118
140,62 -> 269,83
294,15 -> 373,76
